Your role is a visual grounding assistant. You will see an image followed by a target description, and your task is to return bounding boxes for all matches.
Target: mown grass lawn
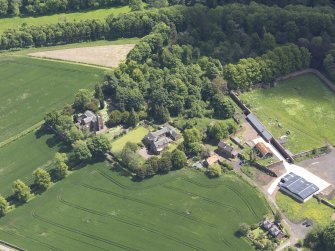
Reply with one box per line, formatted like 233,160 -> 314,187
276,191 -> 333,226
0,162 -> 269,251
111,126 -> 149,153
0,56 -> 104,143
240,74 -> 335,154
0,6 -> 130,35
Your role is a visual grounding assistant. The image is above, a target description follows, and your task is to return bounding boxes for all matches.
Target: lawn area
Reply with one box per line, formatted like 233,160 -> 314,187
0,162 -> 269,251
240,73 -> 335,153
0,6 -> 130,35
0,56 -> 104,144
111,126 -> 149,153
276,191 -> 333,226
0,130 -> 65,197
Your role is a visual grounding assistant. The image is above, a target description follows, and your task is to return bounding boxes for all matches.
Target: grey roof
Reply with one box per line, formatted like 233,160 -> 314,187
218,141 -> 234,152
247,113 -> 273,141
280,172 -> 319,200
153,137 -> 170,150
262,220 -> 273,230
144,126 -> 177,142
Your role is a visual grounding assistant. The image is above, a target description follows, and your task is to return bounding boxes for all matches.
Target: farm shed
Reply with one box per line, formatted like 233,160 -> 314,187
279,172 -> 319,202
246,113 -> 273,142
255,142 -> 273,159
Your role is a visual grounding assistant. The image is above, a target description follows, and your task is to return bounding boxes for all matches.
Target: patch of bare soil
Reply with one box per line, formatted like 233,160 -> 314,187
29,44 -> 135,68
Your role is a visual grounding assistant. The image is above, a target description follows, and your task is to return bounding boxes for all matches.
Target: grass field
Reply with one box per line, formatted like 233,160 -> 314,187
111,126 -> 149,153
276,191 -> 333,226
0,6 -> 130,35
0,131 -> 65,197
240,74 -> 335,153
0,56 -> 104,144
0,162 -> 269,250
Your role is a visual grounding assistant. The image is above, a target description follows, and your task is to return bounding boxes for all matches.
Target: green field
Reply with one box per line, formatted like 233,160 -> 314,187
0,56 -> 104,144
276,191 -> 333,226
111,126 -> 149,153
0,6 -> 130,35
0,131 -> 65,197
240,74 -> 335,153
0,162 -> 269,250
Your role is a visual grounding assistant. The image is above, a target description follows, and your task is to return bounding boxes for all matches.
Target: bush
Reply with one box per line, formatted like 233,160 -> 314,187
0,195 -> 9,217
12,180 -> 31,203
33,168 -> 52,190
207,163 -> 222,178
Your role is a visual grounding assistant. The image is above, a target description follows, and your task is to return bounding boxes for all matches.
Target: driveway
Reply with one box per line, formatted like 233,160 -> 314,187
251,138 -> 331,196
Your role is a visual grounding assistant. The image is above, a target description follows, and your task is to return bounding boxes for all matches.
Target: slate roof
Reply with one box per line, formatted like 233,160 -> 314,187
218,141 -> 234,152
280,172 -> 319,201
247,113 -> 273,141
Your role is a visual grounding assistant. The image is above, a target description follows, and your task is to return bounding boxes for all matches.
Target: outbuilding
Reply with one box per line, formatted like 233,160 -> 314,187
255,142 -> 273,159
279,172 -> 319,202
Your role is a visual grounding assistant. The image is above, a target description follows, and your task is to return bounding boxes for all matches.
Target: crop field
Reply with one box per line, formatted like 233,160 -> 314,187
276,191 -> 333,226
29,44 -> 136,68
0,6 -> 130,35
0,130 -> 65,197
0,162 -> 269,251
0,56 -> 104,144
240,74 -> 335,153
111,126 -> 149,153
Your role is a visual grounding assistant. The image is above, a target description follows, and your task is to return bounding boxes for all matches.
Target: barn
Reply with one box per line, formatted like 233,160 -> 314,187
279,172 -> 319,202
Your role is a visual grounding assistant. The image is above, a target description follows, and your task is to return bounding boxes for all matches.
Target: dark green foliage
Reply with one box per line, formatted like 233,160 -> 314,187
72,140 -> 92,162
305,222 -> 335,251
12,179 -> 31,203
210,94 -> 235,119
120,142 -> 141,171
171,149 -> 187,170
0,195 -> 9,217
127,109 -> 139,128
224,44 -> 311,90
158,152 -> 173,173
207,163 -> 222,178
0,0 -> 129,17
87,135 -> 111,159
33,168 -> 51,190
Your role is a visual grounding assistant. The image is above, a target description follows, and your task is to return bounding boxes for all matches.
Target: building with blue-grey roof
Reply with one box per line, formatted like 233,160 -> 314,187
279,172 -> 319,202
246,113 -> 273,142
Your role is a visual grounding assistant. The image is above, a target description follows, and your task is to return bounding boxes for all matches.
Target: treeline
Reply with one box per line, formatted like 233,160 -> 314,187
0,5 -> 187,50
224,44 -> 311,90
0,152 -> 69,217
202,0 -> 334,8
179,3 -> 335,68
0,0 -> 128,17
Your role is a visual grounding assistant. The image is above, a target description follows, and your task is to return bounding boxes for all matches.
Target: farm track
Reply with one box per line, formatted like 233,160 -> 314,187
183,177 -> 259,218
0,228 -> 61,251
31,210 -> 139,251
162,185 -> 242,217
82,184 -> 218,228
58,195 -> 206,251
